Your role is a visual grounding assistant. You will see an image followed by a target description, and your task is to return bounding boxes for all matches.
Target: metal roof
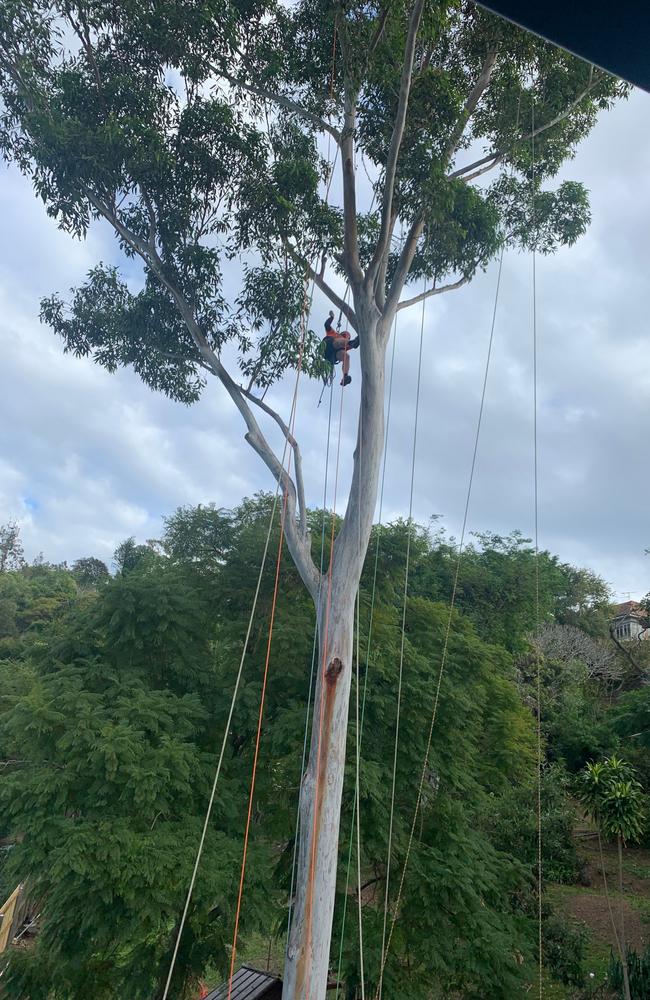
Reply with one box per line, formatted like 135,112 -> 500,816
204,966 -> 282,1000
477,1 -> 650,93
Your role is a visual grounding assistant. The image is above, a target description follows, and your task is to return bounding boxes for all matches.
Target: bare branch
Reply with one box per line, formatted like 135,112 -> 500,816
242,386 -> 308,538
396,274 -> 469,311
382,212 -> 426,323
340,81 -> 364,284
66,10 -> 103,95
368,6 -> 391,55
282,239 -> 357,329
458,154 -> 503,184
141,188 -> 158,250
366,0 -> 425,287
444,46 -> 498,164
609,626 -> 645,678
211,65 -> 341,143
449,73 -> 604,181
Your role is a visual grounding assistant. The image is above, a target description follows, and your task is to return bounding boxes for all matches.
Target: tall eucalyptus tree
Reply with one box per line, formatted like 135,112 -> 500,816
0,3 -> 625,995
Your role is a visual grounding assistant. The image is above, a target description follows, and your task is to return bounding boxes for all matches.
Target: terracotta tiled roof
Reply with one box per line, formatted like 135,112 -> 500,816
613,600 -> 645,618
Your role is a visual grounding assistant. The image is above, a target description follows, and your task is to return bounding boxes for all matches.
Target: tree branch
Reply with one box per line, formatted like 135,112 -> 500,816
382,45 -> 498,320
449,73 -> 604,181
340,79 -> 364,284
241,386 -> 308,538
86,192 -> 320,598
368,6 -> 391,55
382,212 -> 426,324
366,0 -> 425,288
457,154 -> 503,184
396,274 -> 469,311
444,45 -> 498,165
282,239 -> 357,329
211,65 -> 341,143
609,627 -> 645,678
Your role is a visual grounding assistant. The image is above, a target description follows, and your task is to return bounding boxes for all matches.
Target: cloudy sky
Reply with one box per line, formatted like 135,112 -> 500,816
1,88 -> 649,599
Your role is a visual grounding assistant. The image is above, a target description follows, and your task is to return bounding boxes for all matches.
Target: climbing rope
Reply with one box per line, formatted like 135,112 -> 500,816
335,320 -> 398,998
376,246 -> 506,994
377,287 -> 427,999
531,92 -> 544,1000
226,275 -> 316,995
161,362 -> 302,1000
286,277 -> 354,942
354,333 -> 366,1000
286,376 -> 335,941
303,367 -> 347,1000
227,484 -> 291,998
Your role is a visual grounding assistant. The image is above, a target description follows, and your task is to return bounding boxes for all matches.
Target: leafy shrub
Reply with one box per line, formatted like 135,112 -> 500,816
482,762 -> 581,883
608,945 -> 650,999
543,906 -> 587,986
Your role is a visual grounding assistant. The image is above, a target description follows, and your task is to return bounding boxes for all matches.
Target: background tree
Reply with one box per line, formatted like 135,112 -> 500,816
0,2 -> 627,993
0,499 -> 575,999
575,756 -> 646,1000
71,555 -> 110,588
0,522 -> 25,574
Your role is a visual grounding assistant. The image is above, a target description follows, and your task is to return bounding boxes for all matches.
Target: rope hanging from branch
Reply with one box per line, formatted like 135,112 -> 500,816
335,317 -> 398,999
531,89 -> 544,1000
377,284 -> 428,1000
303,364 -> 348,999
375,244 -> 506,996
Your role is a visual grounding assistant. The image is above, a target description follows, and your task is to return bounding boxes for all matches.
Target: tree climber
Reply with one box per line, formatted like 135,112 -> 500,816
323,310 -> 359,386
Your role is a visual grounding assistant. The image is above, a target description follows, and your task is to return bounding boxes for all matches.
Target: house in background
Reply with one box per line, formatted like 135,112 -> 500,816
611,600 -> 649,641
204,966 -> 282,1000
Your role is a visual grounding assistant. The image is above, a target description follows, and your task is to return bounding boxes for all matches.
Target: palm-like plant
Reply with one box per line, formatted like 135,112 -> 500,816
576,757 -> 646,1000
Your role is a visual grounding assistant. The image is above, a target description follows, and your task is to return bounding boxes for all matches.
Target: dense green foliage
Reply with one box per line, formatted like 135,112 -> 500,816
0,502 -> 646,998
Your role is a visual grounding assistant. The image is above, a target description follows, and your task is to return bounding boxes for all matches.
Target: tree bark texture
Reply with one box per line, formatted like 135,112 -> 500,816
283,310 -> 386,1000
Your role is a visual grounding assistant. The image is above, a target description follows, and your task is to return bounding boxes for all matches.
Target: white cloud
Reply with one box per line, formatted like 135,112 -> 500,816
0,91 -> 648,600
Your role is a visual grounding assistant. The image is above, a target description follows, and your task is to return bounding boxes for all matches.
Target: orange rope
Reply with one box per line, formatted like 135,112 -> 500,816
304,376 -> 346,999
229,23 -> 341,985
227,293 -> 309,997
227,486 -> 290,999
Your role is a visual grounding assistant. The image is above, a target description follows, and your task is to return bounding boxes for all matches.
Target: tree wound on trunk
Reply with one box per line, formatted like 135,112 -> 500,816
325,657 -> 344,686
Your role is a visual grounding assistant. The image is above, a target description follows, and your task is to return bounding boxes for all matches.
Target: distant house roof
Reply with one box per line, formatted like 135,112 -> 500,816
205,966 -> 282,1000
613,600 -> 646,619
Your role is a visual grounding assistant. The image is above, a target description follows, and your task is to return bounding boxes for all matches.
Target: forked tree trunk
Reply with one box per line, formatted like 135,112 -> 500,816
283,306 -> 387,999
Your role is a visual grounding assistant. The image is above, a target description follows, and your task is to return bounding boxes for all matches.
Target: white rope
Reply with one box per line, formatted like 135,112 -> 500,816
531,92 -> 544,1000
286,377 -> 334,940
163,281 -> 314,1000
376,246 -> 505,994
335,319 -> 398,997
355,348 -> 366,999
287,280 -> 354,939
161,482 -> 283,1000
378,287 -> 427,999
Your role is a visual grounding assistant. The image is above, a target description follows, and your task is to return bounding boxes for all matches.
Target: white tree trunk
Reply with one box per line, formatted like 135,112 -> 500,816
282,591 -> 356,1000
283,308 -> 387,999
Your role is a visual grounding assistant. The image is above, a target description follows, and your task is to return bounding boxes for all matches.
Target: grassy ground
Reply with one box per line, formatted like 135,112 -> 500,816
538,810 -> 650,998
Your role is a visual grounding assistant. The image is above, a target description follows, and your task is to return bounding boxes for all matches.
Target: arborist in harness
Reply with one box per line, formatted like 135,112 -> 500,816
323,310 -> 359,386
